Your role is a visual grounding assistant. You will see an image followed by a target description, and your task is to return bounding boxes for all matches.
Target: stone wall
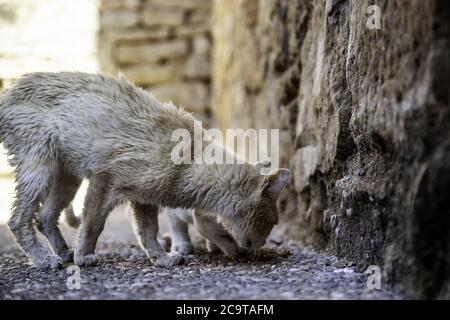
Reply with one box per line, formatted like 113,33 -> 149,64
98,0 -> 212,120
213,0 -> 450,298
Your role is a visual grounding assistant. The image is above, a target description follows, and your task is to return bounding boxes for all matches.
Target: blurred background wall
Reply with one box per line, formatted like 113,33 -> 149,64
98,0 -> 212,123
0,0 -> 98,82
0,0 -> 98,224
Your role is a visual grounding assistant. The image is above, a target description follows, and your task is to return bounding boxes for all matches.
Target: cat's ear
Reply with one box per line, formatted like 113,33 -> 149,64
261,168 -> 290,199
254,159 -> 271,170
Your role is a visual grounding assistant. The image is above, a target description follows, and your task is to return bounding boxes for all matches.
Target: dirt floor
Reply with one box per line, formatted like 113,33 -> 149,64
0,209 -> 405,300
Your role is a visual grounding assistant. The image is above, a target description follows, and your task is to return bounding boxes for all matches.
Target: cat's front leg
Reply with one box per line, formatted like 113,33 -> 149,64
131,202 -> 184,267
75,178 -> 116,267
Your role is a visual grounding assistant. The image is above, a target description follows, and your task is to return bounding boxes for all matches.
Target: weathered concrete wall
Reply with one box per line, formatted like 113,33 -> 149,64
213,0 -> 450,298
98,0 -> 212,120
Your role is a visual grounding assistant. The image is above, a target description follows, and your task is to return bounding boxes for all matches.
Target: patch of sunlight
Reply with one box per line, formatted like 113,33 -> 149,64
0,177 -> 14,224
0,176 -> 89,225
71,180 -> 89,218
0,0 -> 98,79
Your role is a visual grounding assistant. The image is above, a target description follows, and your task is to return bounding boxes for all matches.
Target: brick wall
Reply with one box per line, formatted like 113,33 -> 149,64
98,0 -> 212,121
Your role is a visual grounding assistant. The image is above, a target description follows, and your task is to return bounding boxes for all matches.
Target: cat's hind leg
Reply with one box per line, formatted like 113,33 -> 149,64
8,163 -> 63,269
36,169 -> 81,263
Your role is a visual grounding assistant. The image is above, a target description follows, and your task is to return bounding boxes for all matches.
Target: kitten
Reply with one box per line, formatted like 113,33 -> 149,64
0,72 -> 290,268
164,207 -> 245,258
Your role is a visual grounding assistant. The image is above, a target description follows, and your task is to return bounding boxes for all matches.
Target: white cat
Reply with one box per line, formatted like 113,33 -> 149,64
0,72 -> 290,269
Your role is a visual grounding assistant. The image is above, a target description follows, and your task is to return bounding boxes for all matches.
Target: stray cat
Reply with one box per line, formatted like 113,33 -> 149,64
0,72 -> 290,269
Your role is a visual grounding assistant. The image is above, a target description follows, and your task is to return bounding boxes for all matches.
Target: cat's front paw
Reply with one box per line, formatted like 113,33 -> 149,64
32,254 -> 63,269
171,241 -> 193,255
74,253 -> 98,267
154,252 -> 184,267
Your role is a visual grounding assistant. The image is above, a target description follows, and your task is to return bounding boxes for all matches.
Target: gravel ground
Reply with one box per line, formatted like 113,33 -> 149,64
0,210 -> 405,300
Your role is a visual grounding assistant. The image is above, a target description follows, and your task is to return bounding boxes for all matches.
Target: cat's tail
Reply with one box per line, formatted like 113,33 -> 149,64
64,204 -> 81,228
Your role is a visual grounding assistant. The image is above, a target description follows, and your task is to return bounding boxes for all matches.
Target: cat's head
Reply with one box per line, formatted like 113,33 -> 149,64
217,164 -> 290,251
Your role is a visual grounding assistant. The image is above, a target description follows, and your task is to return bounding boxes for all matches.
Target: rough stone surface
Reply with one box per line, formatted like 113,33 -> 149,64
175,23 -> 210,37
193,35 -> 211,56
0,213 -> 404,300
212,0 -> 450,299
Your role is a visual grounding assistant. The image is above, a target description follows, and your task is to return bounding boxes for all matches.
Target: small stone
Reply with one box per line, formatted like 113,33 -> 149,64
151,0 -> 211,10
193,36 -> 211,56
333,260 -> 347,268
